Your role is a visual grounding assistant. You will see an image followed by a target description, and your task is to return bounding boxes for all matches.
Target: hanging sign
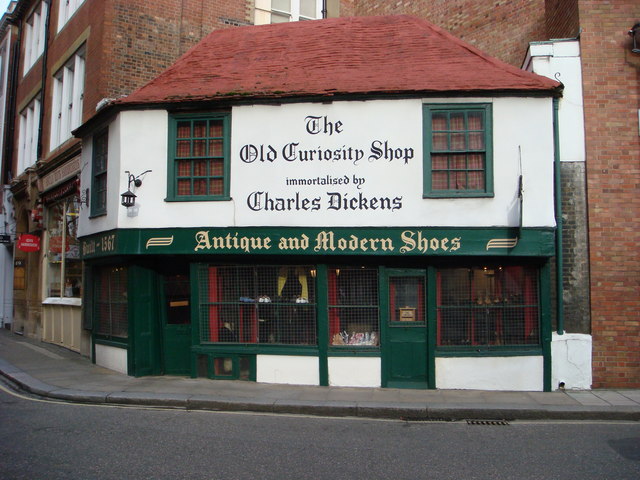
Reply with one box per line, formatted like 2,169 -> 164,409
49,236 -> 70,253
17,234 -> 40,252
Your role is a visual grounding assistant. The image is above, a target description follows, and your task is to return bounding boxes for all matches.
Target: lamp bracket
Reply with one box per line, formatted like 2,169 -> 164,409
125,170 -> 152,189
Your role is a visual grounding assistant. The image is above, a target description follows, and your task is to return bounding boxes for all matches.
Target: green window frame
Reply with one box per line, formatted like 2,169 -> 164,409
167,113 -> 231,201
423,104 -> 493,198
90,128 -> 108,216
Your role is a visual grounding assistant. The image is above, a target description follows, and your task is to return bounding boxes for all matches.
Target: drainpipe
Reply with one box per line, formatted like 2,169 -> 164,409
321,1 -> 327,19
3,13 -> 21,185
553,97 -> 564,335
35,0 -> 51,161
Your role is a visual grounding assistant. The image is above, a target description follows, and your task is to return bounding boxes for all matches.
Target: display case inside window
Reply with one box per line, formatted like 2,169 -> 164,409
199,265 -> 317,345
436,265 -> 539,347
328,267 -> 380,347
46,198 -> 81,298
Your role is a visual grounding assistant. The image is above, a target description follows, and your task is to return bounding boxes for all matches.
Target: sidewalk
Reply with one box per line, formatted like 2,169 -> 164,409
1,328 -> 639,421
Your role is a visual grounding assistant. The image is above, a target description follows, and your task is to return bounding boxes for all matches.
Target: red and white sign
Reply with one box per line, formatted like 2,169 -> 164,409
48,236 -> 70,254
17,234 -> 40,252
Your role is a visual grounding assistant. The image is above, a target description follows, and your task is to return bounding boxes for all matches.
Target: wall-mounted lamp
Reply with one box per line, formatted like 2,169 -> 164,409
629,23 -> 640,53
121,170 -> 151,208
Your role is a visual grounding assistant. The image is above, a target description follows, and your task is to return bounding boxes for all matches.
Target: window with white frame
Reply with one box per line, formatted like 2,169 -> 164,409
18,95 -> 41,174
50,46 -> 85,150
255,0 -> 321,24
23,1 -> 48,73
58,0 -> 86,31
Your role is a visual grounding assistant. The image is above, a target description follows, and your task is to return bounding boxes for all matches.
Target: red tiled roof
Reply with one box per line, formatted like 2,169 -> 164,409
117,15 -> 560,106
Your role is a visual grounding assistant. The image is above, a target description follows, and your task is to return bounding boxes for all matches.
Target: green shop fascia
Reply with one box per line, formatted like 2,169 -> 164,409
81,225 -> 554,390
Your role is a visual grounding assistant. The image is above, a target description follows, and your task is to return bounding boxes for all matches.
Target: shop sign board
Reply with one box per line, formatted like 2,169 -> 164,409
42,157 -> 80,190
232,101 -> 422,227
17,234 -> 40,252
81,227 -> 555,259
0,234 -> 11,244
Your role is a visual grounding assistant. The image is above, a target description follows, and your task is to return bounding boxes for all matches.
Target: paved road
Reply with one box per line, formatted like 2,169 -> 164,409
1,378 -> 639,480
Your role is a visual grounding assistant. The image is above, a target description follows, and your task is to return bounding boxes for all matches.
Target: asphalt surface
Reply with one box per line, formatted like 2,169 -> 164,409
1,328 -> 639,421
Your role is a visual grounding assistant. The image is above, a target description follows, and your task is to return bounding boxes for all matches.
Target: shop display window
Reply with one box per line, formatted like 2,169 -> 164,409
46,198 -> 81,298
436,265 -> 539,347
328,267 -> 379,347
199,265 -> 317,345
94,266 -> 128,339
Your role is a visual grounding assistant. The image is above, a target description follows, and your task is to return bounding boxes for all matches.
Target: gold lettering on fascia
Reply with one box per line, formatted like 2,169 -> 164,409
194,230 -> 461,255
82,233 -> 116,256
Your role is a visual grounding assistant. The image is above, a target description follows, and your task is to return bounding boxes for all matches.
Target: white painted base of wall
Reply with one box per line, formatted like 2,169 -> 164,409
551,332 -> 592,390
435,356 -> 544,391
256,355 -> 319,385
95,344 -> 128,374
328,357 -> 381,387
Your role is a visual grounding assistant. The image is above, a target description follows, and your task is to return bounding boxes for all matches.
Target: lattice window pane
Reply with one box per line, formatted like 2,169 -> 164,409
328,267 -> 379,347
427,106 -> 490,194
172,115 -> 228,198
199,265 -> 317,345
94,266 -> 128,338
436,266 -> 539,347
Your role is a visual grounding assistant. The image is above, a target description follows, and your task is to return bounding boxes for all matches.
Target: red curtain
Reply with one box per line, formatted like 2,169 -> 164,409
208,267 -> 220,342
436,272 -> 442,345
328,270 -> 340,340
417,278 -> 424,322
524,269 -> 537,341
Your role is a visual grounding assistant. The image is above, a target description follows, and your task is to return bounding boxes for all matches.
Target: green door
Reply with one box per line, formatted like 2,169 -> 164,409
382,269 -> 429,388
161,274 -> 192,375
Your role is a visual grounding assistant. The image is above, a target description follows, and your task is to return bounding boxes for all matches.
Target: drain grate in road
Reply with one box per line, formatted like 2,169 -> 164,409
466,419 -> 510,426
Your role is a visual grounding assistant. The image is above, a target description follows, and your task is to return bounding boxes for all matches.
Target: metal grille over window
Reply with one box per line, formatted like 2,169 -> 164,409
436,266 -> 539,347
328,267 -> 379,347
95,266 -> 128,338
175,118 -> 225,197
199,265 -> 317,345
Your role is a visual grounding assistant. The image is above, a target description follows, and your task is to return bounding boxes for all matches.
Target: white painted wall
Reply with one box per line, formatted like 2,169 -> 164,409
80,97 -> 556,237
95,343 -> 128,374
525,40 -> 585,164
328,357 -> 381,387
78,113 -> 123,237
551,332 -> 592,390
435,356 -> 544,391
256,355 -> 319,385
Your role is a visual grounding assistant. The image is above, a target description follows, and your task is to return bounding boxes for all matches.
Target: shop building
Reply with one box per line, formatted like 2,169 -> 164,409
76,16 -> 562,390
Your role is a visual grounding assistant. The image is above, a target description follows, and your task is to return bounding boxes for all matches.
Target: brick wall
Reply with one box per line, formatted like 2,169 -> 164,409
560,162 -> 590,334
102,0 -> 251,102
579,0 -> 640,388
351,0 -> 547,66
545,0 -> 579,39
